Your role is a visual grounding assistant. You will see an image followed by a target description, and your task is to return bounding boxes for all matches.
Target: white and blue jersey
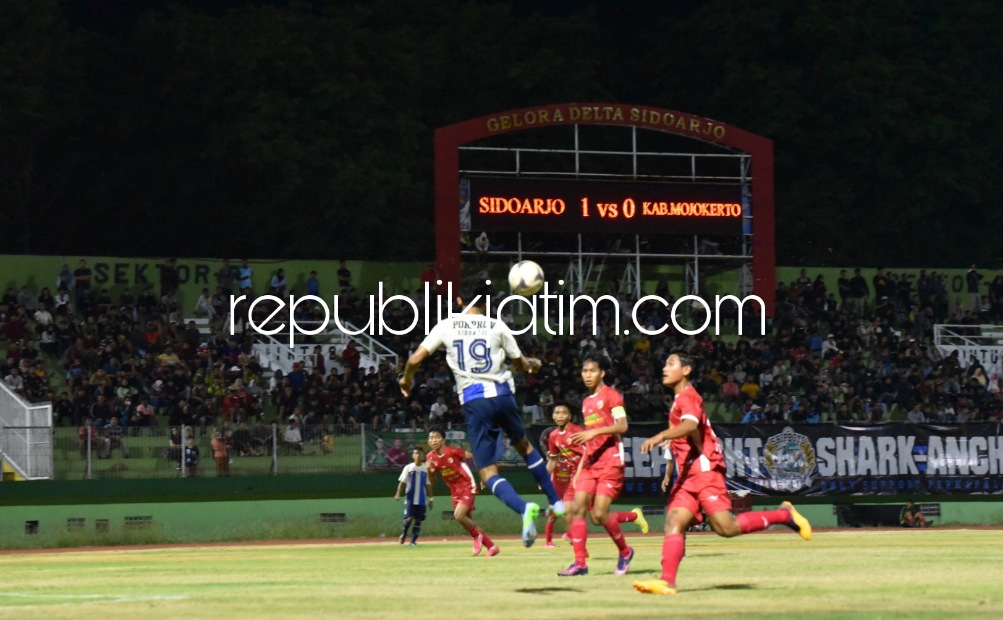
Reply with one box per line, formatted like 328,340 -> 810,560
420,312 -> 527,468
419,314 -> 522,404
399,462 -> 429,519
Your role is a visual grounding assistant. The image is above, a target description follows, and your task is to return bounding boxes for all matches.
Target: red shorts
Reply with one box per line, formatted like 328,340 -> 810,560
450,490 -> 476,513
553,476 -> 576,504
667,470 -> 731,517
574,465 -> 623,499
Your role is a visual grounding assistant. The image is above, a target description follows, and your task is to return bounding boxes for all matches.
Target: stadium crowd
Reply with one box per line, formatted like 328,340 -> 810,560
2,261 -> 1002,455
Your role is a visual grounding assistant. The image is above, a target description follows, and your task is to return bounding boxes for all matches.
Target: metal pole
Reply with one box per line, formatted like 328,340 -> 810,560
271,423 -> 278,475
180,425 -> 186,478
86,425 -> 92,480
635,235 -> 642,299
361,423 -> 367,473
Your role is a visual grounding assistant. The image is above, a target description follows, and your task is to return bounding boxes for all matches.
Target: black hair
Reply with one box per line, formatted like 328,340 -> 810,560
552,401 -> 572,413
457,272 -> 492,310
427,426 -> 446,438
580,349 -> 610,372
672,352 -> 699,378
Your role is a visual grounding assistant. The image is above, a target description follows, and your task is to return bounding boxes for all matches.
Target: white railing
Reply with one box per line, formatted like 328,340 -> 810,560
933,324 -> 1003,377
0,382 -> 53,480
252,321 -> 398,376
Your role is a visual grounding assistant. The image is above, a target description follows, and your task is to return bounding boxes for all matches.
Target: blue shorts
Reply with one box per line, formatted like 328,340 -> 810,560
463,394 -> 526,468
404,503 -> 427,521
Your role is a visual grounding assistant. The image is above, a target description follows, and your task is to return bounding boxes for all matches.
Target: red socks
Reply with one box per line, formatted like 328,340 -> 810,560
614,510 -> 637,524
736,509 -> 790,534
661,533 -> 685,585
544,517 -> 556,543
571,518 -> 589,566
470,527 -> 494,549
603,516 -> 630,556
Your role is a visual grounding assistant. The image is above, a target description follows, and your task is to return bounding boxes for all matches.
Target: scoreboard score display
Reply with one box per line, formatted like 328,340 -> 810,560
467,176 -> 744,236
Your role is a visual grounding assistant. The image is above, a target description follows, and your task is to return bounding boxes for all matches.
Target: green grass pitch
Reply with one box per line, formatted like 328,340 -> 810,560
0,529 -> 999,619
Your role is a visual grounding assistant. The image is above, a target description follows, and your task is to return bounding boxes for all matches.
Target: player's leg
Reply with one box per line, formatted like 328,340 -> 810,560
496,395 -> 563,512
545,478 -> 568,547
559,484 -> 594,576
456,499 -> 497,556
634,507 -> 693,595
703,484 -> 810,540
612,507 -> 649,534
634,484 -> 699,595
399,513 -> 413,544
591,482 -> 634,574
468,399 -> 529,517
511,436 -> 562,510
410,505 -> 426,544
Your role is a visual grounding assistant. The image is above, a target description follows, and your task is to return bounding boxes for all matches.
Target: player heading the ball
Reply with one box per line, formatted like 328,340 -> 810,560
399,273 -> 564,547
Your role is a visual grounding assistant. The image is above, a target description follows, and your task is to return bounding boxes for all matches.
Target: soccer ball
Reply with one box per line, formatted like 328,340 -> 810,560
508,260 -> 545,296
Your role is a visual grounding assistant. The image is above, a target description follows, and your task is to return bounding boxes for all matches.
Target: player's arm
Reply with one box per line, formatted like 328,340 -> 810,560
570,406 -> 628,445
661,451 -> 675,492
512,356 -> 542,374
426,482 -> 434,507
399,346 -> 431,397
499,326 -> 541,374
641,418 -> 699,454
394,480 -> 406,501
460,461 -> 477,494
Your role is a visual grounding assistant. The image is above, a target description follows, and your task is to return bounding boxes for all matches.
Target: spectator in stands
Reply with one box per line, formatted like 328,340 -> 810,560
428,394 -> 448,426
900,500 -> 932,528
101,416 -> 128,459
848,268 -> 868,316
211,427 -> 230,477
131,396 -> 156,429
720,375 -> 742,415
337,260 -> 352,291
160,257 -> 180,298
342,341 -> 361,374
72,259 -> 92,313
89,394 -> 112,426
3,367 -> 24,394
741,404 -> 764,424
238,259 -> 253,291
740,376 -> 761,405
967,265 -> 983,311
270,268 -> 288,296
906,404 -> 926,424
183,436 -> 199,477
78,417 -> 99,458
195,288 -> 215,320
306,270 -> 321,296
216,259 -> 237,296
283,418 -> 312,454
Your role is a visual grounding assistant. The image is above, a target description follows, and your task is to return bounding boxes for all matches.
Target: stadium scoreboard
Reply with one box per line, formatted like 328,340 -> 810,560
467,176 -> 744,235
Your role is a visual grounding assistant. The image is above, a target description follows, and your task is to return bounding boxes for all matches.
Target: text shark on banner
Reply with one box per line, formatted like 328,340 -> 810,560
527,422 -> 1003,497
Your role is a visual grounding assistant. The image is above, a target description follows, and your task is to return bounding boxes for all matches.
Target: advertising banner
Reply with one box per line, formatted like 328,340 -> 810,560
527,422 -> 1003,497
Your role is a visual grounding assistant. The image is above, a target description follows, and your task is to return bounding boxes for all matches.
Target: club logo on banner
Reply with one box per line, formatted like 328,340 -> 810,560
762,427 -> 816,492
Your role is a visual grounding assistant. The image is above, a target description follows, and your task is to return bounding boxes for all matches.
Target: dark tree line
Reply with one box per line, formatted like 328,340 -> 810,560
2,0 -> 1000,266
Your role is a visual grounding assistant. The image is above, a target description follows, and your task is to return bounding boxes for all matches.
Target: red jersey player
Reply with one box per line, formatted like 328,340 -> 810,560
545,403 -> 582,548
558,353 -> 647,577
633,353 -> 812,596
426,428 -> 499,557
545,402 -> 648,550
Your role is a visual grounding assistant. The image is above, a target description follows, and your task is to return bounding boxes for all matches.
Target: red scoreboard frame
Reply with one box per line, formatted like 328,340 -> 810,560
434,103 -> 775,313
